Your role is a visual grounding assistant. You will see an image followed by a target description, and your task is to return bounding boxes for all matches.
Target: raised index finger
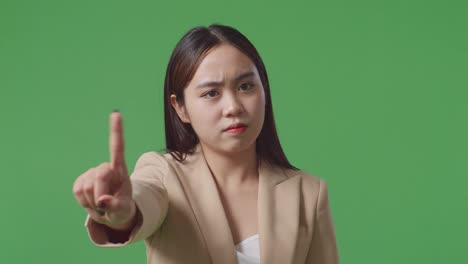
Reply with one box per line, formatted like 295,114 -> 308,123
109,110 -> 125,170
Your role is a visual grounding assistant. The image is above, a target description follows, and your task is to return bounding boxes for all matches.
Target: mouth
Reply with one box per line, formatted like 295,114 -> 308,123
225,126 -> 247,134
226,126 -> 247,132
224,123 -> 247,132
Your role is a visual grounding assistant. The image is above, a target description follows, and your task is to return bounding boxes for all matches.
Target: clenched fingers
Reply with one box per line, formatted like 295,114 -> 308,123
73,169 -> 93,209
73,164 -> 114,211
82,173 -> 97,210
93,162 -> 113,207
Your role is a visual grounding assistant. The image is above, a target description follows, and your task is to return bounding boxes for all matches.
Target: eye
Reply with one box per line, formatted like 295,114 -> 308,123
202,90 -> 219,99
239,83 -> 255,91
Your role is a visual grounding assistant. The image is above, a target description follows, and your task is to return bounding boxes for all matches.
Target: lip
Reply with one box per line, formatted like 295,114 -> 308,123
225,126 -> 247,134
224,123 -> 247,132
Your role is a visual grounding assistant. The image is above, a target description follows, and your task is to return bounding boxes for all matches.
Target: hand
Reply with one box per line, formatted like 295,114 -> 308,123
73,111 -> 136,230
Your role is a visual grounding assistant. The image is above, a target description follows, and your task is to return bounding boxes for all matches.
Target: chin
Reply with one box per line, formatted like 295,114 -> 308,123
203,140 -> 255,156
223,139 -> 257,155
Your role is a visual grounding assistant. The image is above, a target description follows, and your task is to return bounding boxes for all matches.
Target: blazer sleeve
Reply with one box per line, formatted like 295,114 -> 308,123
306,179 -> 340,263
84,151 -> 169,247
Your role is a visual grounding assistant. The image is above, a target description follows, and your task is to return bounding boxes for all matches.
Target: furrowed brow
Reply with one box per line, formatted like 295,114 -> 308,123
235,71 -> 255,82
196,71 -> 255,89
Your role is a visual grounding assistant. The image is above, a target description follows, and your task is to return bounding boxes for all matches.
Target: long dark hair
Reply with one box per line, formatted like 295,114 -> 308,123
163,24 -> 297,171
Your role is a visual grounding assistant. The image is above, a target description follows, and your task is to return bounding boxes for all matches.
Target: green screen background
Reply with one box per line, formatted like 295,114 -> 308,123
1,0 -> 466,263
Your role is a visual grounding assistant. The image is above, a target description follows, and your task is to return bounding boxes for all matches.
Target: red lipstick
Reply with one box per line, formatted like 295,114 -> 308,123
224,123 -> 247,134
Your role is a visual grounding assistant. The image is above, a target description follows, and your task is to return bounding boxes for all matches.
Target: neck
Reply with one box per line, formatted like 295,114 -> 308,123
200,143 -> 259,190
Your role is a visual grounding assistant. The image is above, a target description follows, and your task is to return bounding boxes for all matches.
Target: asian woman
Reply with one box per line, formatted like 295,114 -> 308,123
72,24 -> 339,264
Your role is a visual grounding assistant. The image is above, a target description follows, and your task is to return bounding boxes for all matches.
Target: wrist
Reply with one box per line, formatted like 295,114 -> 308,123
109,201 -> 138,231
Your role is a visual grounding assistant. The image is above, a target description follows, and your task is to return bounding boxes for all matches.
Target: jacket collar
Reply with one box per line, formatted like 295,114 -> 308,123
175,144 -> 301,263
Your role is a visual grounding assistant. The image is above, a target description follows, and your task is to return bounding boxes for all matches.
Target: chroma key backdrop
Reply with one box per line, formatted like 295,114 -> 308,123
0,0 -> 467,263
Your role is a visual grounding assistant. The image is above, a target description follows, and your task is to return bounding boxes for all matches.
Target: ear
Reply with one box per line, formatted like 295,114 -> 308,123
170,94 -> 191,123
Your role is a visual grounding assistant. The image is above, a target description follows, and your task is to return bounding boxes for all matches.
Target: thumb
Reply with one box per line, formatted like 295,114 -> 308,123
96,194 -> 118,211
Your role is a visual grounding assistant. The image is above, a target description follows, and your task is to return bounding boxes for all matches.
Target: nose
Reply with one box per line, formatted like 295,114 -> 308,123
222,91 -> 244,117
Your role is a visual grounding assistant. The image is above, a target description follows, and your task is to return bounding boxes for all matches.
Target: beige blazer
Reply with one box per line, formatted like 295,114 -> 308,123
85,144 -> 339,264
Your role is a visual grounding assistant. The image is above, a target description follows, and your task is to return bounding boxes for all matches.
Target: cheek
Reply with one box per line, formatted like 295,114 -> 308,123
251,91 -> 266,116
254,103 -> 266,126
187,103 -> 219,134
256,93 -> 266,125
246,94 -> 266,132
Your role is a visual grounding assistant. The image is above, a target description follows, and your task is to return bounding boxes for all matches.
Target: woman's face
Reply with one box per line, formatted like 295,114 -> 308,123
170,44 -> 266,155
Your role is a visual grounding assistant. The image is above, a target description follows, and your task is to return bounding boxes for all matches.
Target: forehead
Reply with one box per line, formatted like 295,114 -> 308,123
191,44 -> 258,81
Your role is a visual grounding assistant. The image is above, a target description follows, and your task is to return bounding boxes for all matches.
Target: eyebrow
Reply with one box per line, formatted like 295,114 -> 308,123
195,71 -> 255,89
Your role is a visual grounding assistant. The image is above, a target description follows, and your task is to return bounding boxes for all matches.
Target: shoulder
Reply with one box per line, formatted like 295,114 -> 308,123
129,151 -> 174,182
282,167 -> 332,213
282,167 -> 325,192
133,151 -> 192,176
134,151 -> 170,170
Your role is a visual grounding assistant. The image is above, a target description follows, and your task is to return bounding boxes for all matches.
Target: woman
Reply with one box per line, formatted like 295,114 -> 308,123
73,24 -> 339,264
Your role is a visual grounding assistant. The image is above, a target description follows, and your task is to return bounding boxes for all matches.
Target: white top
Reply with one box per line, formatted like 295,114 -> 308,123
235,234 -> 260,264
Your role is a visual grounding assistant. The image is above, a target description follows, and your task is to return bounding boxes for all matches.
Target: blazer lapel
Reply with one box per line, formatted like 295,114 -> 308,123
176,144 -> 237,264
258,160 -> 301,264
